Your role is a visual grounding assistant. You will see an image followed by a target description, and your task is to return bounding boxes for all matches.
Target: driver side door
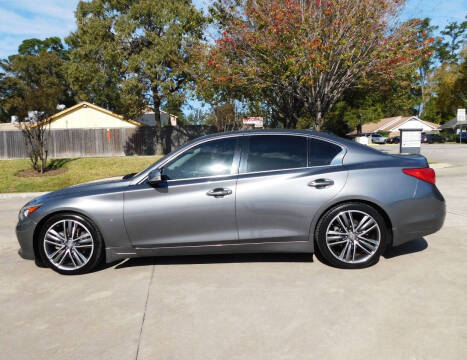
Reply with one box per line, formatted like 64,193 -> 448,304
123,136 -> 241,248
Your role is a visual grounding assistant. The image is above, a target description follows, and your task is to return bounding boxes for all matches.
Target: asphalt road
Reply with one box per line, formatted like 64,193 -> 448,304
1,144 -> 466,359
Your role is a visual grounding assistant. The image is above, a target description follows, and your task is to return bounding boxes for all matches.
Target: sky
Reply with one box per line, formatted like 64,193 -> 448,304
0,0 -> 465,59
0,0 -> 465,114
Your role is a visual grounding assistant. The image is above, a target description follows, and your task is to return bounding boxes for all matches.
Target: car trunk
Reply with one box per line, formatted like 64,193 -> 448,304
389,153 -> 429,168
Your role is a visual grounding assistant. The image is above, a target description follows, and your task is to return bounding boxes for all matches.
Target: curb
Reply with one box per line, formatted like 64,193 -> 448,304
0,192 -> 48,200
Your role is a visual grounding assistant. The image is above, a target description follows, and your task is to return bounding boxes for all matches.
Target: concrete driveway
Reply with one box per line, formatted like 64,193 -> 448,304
1,146 -> 466,359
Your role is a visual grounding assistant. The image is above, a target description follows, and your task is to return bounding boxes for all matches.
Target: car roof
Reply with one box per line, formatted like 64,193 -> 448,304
190,128 -> 384,155
132,128 -> 392,184
194,128 -> 340,142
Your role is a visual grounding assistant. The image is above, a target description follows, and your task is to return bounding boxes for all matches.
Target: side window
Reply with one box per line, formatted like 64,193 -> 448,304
245,135 -> 307,173
163,137 -> 236,180
308,138 -> 343,167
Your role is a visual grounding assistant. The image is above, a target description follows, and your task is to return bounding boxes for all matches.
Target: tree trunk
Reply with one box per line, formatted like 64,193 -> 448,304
313,111 -> 322,132
152,91 -> 164,155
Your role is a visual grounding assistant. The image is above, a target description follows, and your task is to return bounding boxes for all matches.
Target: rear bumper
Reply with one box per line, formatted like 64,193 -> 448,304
16,219 -> 37,260
392,181 -> 445,246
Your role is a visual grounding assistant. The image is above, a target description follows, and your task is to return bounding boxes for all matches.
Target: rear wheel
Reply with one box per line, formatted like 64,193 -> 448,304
38,213 -> 104,275
315,203 -> 388,269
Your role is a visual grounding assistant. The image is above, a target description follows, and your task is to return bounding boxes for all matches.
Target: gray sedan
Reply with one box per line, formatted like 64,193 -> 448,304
16,130 -> 445,274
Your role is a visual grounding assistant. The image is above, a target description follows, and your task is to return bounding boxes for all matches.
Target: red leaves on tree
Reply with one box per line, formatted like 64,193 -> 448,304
200,0 -> 426,128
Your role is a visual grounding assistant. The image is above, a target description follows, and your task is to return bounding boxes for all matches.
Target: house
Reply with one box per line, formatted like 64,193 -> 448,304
40,102 -> 142,129
349,115 -> 440,137
3,102 -> 178,130
440,115 -> 467,133
136,107 -> 178,127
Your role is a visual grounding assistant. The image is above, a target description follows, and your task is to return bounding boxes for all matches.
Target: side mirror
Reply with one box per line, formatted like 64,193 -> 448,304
148,169 -> 163,186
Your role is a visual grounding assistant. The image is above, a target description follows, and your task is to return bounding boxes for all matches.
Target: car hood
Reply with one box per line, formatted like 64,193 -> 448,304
26,177 -> 130,206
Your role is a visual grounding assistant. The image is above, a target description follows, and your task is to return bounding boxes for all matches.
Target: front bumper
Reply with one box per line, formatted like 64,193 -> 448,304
16,218 -> 37,260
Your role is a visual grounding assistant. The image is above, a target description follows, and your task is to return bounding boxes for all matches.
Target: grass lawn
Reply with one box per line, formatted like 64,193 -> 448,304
0,156 -> 162,193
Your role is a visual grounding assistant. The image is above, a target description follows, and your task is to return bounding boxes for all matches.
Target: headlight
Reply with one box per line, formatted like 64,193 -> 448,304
19,205 -> 40,221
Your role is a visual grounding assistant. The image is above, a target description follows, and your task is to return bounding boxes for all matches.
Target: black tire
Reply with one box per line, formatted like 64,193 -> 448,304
38,213 -> 104,275
315,202 -> 389,269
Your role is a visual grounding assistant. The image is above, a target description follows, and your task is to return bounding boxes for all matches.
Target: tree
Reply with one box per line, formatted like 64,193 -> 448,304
422,50 -> 467,123
0,51 -> 70,172
0,37 -> 74,123
18,37 -> 68,58
66,0 -> 205,154
205,103 -> 242,131
321,61 -> 420,135
163,95 -> 186,124
412,18 -> 441,115
436,17 -> 467,63
204,0 -> 427,130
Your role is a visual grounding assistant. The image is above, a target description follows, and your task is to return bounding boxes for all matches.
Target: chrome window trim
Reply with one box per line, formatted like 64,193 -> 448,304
135,132 -> 347,184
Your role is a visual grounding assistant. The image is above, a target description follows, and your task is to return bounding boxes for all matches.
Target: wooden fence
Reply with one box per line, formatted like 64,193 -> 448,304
0,126 -> 218,160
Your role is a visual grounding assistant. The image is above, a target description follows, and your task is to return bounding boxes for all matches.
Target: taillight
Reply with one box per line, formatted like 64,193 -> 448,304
403,168 -> 435,184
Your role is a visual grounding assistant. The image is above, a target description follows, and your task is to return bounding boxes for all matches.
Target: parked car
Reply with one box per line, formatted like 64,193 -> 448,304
386,136 -> 400,144
456,132 -> 467,143
16,130 -> 445,274
369,133 -> 387,144
422,133 -> 446,144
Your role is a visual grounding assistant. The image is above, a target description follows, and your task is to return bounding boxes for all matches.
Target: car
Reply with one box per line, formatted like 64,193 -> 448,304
16,130 -> 445,274
455,132 -> 467,143
369,133 -> 387,144
386,136 -> 400,144
422,133 -> 446,144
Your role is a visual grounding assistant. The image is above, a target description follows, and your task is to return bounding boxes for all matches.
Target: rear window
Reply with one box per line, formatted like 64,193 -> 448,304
308,138 -> 343,167
245,135 -> 307,172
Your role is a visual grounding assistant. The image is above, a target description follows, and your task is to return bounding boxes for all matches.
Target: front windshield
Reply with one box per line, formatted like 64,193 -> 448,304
133,152 -> 171,178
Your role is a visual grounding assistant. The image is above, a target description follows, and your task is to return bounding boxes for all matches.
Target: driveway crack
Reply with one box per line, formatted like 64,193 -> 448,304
447,210 -> 467,218
135,263 -> 155,360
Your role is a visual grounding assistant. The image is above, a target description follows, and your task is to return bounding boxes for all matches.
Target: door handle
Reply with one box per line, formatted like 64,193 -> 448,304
308,179 -> 334,188
207,188 -> 233,197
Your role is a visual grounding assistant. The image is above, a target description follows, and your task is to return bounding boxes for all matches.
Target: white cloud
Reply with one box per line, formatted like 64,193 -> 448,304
0,35 -> 23,59
0,8 -> 75,36
1,0 -> 79,22
0,0 -> 79,58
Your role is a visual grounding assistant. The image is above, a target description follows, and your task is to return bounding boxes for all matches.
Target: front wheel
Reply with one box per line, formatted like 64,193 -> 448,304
38,213 -> 104,275
315,203 -> 388,269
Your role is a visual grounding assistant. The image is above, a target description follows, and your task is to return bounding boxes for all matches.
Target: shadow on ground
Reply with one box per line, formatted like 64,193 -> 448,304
47,158 -> 77,170
97,238 -> 428,272
114,253 -> 314,270
383,238 -> 428,259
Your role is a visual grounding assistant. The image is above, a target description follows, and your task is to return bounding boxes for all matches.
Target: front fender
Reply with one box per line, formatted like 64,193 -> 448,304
30,191 -> 131,249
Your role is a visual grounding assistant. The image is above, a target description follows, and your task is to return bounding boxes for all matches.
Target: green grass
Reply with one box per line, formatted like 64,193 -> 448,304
0,156 -> 163,193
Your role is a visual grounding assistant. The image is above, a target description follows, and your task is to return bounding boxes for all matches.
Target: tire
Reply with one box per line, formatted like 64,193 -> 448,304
315,203 -> 388,269
38,213 -> 104,275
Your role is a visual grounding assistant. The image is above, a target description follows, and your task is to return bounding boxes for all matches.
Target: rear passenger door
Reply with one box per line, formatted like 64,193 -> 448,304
235,134 -> 348,244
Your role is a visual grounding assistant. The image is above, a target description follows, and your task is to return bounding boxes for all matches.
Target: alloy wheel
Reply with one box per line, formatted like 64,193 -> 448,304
325,210 -> 381,264
43,219 -> 94,271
